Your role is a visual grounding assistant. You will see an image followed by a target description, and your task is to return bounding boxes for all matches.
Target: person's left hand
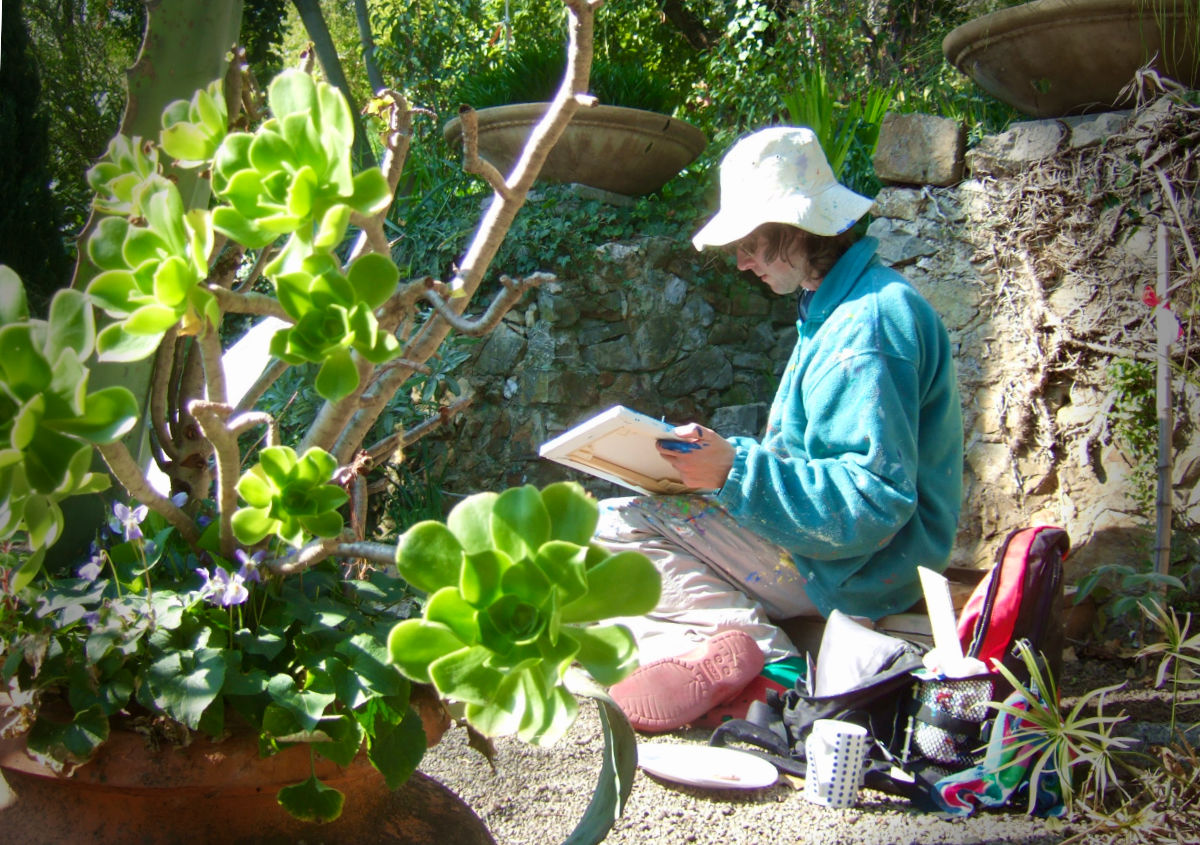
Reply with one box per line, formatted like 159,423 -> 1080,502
655,423 -> 734,491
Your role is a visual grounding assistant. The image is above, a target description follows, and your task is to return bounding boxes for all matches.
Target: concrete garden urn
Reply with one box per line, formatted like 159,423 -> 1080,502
443,103 -> 707,197
943,0 -> 1199,118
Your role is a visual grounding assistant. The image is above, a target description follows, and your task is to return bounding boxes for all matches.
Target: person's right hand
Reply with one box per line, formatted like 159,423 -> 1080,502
655,423 -> 733,491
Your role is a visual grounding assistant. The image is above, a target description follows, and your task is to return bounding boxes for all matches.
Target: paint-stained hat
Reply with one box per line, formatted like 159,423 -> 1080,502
692,126 -> 874,249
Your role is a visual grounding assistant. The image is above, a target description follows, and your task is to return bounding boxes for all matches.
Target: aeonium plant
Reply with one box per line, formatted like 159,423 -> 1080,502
1,0 -> 655,829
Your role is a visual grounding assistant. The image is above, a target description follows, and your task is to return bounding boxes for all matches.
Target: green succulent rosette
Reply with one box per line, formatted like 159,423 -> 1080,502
210,69 -> 390,267
231,445 -> 350,548
388,482 -> 661,746
0,268 -> 135,582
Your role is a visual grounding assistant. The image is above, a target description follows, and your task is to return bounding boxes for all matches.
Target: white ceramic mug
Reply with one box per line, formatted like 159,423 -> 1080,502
803,718 -> 870,808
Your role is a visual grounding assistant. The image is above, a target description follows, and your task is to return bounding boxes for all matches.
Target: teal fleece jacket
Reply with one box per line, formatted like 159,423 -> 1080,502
715,237 -> 963,620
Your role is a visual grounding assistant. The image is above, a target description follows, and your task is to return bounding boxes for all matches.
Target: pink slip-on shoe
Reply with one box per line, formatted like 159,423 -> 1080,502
609,630 -> 765,732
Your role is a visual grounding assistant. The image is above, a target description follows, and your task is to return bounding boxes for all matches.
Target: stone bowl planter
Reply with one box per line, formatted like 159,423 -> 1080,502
443,103 -> 707,196
943,0 -> 1199,118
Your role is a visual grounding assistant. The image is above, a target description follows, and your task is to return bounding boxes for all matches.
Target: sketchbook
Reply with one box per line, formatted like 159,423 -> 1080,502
538,405 -> 693,495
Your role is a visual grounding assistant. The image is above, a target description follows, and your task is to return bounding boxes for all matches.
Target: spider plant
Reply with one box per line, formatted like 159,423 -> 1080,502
988,640 -> 1135,814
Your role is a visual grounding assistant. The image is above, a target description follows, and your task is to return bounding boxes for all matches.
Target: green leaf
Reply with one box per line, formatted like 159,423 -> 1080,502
367,706 -> 425,790
0,265 -> 29,323
0,325 -> 51,398
160,121 -> 212,162
429,645 -> 505,706
87,269 -> 140,316
424,586 -> 481,645
349,168 -> 391,215
314,203 -> 351,249
269,69 -> 319,120
518,675 -> 577,746
124,303 -> 179,335
86,217 -> 132,272
387,619 -> 465,684
277,774 -> 345,823
395,521 -> 465,594
267,673 -> 336,732
492,485 -> 550,562
313,714 -> 365,767
211,206 -> 276,248
446,491 -> 499,555
346,253 -> 399,309
559,551 -> 661,624
50,386 -> 138,444
26,704 -> 110,769
313,348 -> 359,402
95,322 -> 162,362
231,505 -> 274,545
152,255 -> 195,308
532,541 -> 589,606
570,625 -> 639,685
144,648 -> 227,729
45,289 -> 95,362
287,165 -> 318,218
542,482 -> 600,546
462,669 -> 524,737
460,549 -> 509,608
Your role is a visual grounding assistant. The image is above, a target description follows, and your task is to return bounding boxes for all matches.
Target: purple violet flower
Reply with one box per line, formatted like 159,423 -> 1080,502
110,502 -> 149,542
195,565 -> 250,607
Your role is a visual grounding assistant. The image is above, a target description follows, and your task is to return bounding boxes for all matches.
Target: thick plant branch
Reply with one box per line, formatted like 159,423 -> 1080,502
150,327 -> 180,464
365,394 -> 474,468
456,106 -> 511,198
234,358 -> 289,415
188,400 -> 242,559
197,322 -> 228,405
267,535 -> 398,574
402,0 -> 598,382
211,287 -> 291,320
349,90 -> 415,263
97,441 -> 200,548
300,351 -> 375,455
421,272 -> 553,336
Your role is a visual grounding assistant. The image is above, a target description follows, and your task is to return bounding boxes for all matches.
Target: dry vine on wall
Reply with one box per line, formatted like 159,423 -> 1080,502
967,80 -> 1199,525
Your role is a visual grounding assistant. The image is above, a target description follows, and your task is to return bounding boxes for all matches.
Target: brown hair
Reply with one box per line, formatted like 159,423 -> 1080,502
731,222 -> 857,284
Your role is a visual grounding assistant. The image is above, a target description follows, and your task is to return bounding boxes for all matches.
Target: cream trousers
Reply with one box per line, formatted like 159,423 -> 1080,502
595,495 -> 820,664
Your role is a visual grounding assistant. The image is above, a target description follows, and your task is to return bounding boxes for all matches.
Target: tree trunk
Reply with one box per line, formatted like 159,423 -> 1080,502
291,0 -> 376,167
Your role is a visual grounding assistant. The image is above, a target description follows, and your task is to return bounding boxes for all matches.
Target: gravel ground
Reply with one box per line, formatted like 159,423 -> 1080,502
418,648 -> 1196,845
418,701 -> 1077,845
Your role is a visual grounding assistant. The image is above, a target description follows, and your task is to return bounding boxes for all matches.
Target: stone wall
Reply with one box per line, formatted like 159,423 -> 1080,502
439,96 -> 1199,578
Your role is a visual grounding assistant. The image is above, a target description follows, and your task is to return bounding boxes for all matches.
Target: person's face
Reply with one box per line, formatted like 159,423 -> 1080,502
734,229 -> 816,295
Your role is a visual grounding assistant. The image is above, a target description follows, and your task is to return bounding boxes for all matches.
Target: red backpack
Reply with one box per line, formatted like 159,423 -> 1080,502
956,525 -> 1069,691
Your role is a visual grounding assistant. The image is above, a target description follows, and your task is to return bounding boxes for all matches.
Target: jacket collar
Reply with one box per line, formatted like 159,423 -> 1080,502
799,237 -> 879,324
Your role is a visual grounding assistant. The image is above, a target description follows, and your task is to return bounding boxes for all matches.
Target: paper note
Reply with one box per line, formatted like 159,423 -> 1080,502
917,566 -> 964,664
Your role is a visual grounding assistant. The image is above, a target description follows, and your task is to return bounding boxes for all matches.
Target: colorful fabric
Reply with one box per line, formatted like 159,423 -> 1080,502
931,692 -> 1065,818
715,237 -> 964,620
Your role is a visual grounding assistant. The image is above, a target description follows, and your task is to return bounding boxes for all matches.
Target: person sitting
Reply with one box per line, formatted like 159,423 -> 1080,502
601,126 -> 964,732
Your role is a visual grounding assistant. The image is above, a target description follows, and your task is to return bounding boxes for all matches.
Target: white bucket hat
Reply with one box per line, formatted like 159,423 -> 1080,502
691,126 -> 875,249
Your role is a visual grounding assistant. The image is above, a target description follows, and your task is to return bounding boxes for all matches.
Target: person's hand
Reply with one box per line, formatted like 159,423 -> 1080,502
655,423 -> 733,491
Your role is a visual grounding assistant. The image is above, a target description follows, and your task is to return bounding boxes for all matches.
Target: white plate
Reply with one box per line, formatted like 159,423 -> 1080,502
637,744 -> 779,790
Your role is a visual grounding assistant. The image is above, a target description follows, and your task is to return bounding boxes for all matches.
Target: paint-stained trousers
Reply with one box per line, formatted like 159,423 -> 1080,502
596,495 -> 821,664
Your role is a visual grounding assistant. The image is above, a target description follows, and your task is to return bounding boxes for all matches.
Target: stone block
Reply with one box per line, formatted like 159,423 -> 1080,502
966,119 -> 1065,176
873,112 -> 966,187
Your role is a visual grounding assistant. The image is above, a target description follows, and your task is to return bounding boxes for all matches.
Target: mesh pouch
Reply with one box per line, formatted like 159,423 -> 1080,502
902,676 -> 994,768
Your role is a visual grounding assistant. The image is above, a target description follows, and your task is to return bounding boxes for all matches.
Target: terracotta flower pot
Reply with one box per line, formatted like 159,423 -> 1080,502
0,723 -> 493,845
443,103 -> 707,196
943,0 -> 1200,118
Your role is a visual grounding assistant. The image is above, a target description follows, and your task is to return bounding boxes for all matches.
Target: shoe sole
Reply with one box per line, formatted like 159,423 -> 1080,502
610,630 -> 764,732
